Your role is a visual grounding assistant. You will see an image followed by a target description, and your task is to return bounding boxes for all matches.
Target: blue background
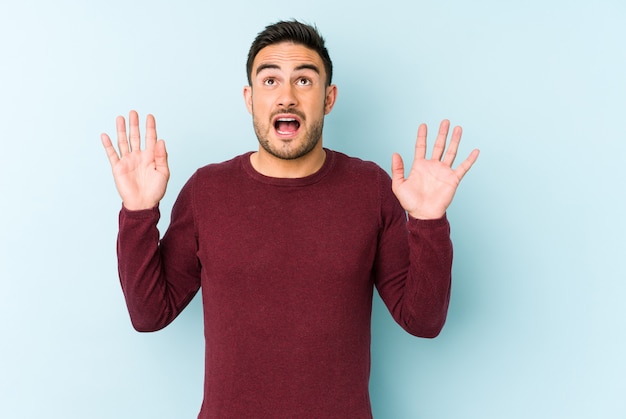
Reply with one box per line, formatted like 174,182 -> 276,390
1,0 -> 625,418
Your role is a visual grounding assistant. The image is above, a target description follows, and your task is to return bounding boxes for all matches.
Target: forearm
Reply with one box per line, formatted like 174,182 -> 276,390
117,205 -> 199,331
375,212 -> 452,338
400,214 -> 452,338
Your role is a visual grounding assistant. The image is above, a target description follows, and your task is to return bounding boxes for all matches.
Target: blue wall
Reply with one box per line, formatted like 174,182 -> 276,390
1,0 -> 624,417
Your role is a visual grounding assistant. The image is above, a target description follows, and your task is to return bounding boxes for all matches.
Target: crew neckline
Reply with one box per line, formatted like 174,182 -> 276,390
241,148 -> 336,187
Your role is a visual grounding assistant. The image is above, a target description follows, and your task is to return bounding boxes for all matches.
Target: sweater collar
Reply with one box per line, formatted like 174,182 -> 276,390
241,148 -> 335,187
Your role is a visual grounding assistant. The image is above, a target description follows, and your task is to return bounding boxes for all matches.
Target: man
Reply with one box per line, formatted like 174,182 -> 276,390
101,20 -> 478,418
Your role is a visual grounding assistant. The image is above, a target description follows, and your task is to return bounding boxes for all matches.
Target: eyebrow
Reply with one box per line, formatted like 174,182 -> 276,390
255,63 -> 321,76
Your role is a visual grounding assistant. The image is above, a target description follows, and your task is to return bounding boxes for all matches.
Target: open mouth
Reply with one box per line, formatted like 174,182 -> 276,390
274,116 -> 301,136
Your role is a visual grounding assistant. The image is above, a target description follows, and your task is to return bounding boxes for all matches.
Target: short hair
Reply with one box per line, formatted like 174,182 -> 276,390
246,20 -> 333,86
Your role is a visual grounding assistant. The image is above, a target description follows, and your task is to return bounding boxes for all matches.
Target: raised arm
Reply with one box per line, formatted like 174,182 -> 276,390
376,120 -> 478,338
391,119 -> 479,220
101,110 -> 170,210
101,111 -> 193,332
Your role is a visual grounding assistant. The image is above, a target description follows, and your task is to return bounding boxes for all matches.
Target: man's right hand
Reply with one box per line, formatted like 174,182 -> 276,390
101,110 -> 170,211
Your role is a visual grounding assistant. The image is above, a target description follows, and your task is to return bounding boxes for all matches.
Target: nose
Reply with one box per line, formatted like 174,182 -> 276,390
276,83 -> 298,108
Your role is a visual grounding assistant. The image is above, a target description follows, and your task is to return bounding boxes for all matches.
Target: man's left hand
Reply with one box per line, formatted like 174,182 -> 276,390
391,119 -> 480,220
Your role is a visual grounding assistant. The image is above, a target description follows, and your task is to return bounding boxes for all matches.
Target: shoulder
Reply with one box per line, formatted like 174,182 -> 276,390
326,150 -> 393,196
327,149 -> 389,182
193,152 -> 251,181
325,149 -> 395,208
175,152 -> 252,205
325,149 -> 403,226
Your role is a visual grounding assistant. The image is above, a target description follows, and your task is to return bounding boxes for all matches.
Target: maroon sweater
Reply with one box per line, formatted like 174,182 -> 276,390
117,149 -> 452,418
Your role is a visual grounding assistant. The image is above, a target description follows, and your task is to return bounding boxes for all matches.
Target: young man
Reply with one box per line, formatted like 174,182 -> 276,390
101,20 -> 479,418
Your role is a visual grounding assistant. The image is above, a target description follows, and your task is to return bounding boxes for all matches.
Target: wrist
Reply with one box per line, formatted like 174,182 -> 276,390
407,210 -> 446,221
122,200 -> 160,211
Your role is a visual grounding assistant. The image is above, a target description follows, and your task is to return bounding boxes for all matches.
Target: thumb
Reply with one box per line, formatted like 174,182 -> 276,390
154,139 -> 169,174
391,153 -> 405,188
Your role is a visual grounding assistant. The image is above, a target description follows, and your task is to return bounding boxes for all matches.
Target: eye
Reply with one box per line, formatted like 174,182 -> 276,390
263,78 -> 277,86
296,77 -> 312,86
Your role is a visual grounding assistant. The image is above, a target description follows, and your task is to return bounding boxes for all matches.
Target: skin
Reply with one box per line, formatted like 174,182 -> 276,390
391,120 -> 480,219
101,43 -> 479,218
101,111 -> 169,211
243,42 -> 337,178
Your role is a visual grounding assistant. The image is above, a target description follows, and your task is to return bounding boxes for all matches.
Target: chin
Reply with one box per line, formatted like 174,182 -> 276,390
262,136 -> 320,161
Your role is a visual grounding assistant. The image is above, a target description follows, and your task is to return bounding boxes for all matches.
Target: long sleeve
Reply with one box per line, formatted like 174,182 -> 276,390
373,171 -> 453,338
113,150 -> 454,417
117,176 -> 201,332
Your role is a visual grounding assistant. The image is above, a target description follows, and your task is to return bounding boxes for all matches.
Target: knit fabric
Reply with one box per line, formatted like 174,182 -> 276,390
117,149 -> 452,418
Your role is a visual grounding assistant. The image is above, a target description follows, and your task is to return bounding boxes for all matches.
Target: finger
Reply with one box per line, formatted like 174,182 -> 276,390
431,119 -> 450,161
154,139 -> 169,175
116,115 -> 129,156
128,110 -> 141,152
454,148 -> 480,180
101,133 -> 120,167
144,114 -> 157,154
442,125 -> 462,167
390,152 -> 406,189
414,123 -> 428,161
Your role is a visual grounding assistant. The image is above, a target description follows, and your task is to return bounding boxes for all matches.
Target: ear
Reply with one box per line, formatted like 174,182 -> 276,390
243,86 -> 253,115
324,84 -> 338,115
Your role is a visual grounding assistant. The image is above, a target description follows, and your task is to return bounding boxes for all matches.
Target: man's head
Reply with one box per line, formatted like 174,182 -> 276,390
244,21 -> 337,167
246,20 -> 333,87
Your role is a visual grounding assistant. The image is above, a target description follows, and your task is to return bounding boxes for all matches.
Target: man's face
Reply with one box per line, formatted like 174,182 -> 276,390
244,42 -> 337,161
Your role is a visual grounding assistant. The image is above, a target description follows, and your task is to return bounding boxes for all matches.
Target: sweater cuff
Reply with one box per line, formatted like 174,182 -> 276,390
407,213 -> 449,231
119,203 -> 160,220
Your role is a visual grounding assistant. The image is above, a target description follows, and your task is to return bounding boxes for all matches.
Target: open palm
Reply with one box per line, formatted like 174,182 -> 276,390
391,120 -> 479,220
101,111 -> 170,211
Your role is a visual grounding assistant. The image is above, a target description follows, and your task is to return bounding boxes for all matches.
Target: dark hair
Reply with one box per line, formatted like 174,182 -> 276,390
246,20 -> 333,86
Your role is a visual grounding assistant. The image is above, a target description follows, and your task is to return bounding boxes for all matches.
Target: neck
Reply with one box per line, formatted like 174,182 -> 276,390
250,144 -> 326,178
